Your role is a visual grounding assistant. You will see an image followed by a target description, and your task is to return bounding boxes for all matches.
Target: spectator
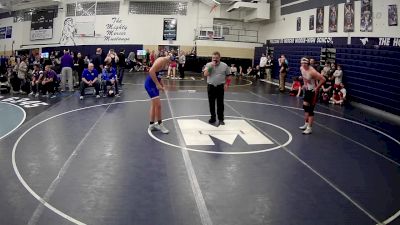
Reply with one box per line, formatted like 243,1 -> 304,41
238,65 -> 243,76
117,48 -> 126,85
178,51 -> 186,80
150,50 -> 156,66
330,62 -> 337,72
330,83 -> 346,105
279,56 -> 288,92
84,56 -> 90,67
266,55 -> 273,81
127,51 -> 136,72
289,76 -> 302,97
321,62 -> 331,78
102,63 -> 119,98
253,65 -> 260,79
0,55 -> 8,74
52,55 -> 62,74
49,51 -> 55,61
145,49 -> 150,67
60,49 -> 74,92
17,56 -> 29,94
73,52 -> 85,88
259,53 -> 267,80
168,58 -> 177,79
245,66 -> 253,77
321,73 -> 334,103
310,58 -> 322,73
92,48 -> 104,74
279,54 -> 289,66
29,64 -> 43,97
80,63 -> 100,100
40,65 -> 57,97
230,64 -> 238,76
106,49 -> 119,70
333,64 -> 343,85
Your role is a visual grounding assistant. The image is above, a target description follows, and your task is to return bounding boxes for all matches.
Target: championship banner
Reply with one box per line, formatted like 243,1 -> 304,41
344,2 -> 355,32
329,5 -> 338,33
30,9 -> 55,40
360,0 -> 373,32
316,7 -> 324,33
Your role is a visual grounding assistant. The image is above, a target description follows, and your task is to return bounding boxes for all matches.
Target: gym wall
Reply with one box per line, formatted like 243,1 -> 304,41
256,0 -> 400,115
259,0 -> 399,40
0,0 -> 261,59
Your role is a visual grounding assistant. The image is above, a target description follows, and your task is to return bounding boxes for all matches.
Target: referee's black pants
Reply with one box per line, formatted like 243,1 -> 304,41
178,63 -> 185,79
208,84 -> 224,121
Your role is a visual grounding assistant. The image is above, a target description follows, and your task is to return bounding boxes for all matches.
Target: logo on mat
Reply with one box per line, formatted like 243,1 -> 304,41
177,119 -> 273,146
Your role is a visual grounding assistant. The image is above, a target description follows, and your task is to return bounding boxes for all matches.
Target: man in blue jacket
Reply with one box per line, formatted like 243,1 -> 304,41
102,63 -> 120,97
80,63 -> 100,100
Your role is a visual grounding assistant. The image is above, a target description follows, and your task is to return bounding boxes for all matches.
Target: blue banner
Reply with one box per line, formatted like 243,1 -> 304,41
352,37 -> 400,48
267,37 -> 347,46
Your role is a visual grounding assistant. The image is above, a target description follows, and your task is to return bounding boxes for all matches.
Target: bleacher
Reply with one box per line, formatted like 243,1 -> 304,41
335,45 -> 400,115
255,43 -> 400,115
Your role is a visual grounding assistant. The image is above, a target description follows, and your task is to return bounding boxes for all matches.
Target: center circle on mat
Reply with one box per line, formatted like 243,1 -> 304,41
148,115 -> 293,155
12,98 -> 400,225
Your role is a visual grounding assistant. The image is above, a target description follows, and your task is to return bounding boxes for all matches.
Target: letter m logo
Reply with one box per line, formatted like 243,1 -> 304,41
177,119 -> 273,146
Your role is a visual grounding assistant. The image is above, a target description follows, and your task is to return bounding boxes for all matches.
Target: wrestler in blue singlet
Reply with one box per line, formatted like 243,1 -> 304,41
144,70 -> 165,99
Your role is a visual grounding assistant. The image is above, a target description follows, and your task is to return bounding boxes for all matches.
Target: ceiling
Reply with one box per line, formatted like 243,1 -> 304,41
0,0 -> 280,13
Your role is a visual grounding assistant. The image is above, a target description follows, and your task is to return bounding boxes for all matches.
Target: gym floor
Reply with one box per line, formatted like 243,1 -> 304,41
0,72 -> 399,225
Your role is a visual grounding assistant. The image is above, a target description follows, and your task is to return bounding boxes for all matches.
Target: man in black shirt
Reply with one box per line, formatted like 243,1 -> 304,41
310,58 -> 322,73
117,49 -> 126,85
92,48 -> 103,74
279,55 -> 288,92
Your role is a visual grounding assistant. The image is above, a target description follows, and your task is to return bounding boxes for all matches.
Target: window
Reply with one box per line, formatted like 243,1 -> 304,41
66,1 -> 120,17
13,6 -> 58,22
96,2 -> 120,15
129,1 -> 187,15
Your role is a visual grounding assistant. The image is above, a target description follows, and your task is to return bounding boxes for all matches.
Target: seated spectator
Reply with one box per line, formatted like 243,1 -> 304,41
330,83 -> 347,105
321,74 -> 334,103
245,66 -> 253,77
253,65 -> 260,79
333,64 -> 343,85
230,64 -> 238,76
80,63 -> 100,100
289,77 -> 302,97
102,63 -> 120,98
39,65 -> 57,97
29,64 -> 43,97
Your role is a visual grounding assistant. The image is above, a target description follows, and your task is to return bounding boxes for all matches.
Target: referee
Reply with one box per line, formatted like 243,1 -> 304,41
203,51 -> 232,126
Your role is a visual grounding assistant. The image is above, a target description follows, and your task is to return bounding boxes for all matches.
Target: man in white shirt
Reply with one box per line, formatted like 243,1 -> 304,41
259,53 -> 267,81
